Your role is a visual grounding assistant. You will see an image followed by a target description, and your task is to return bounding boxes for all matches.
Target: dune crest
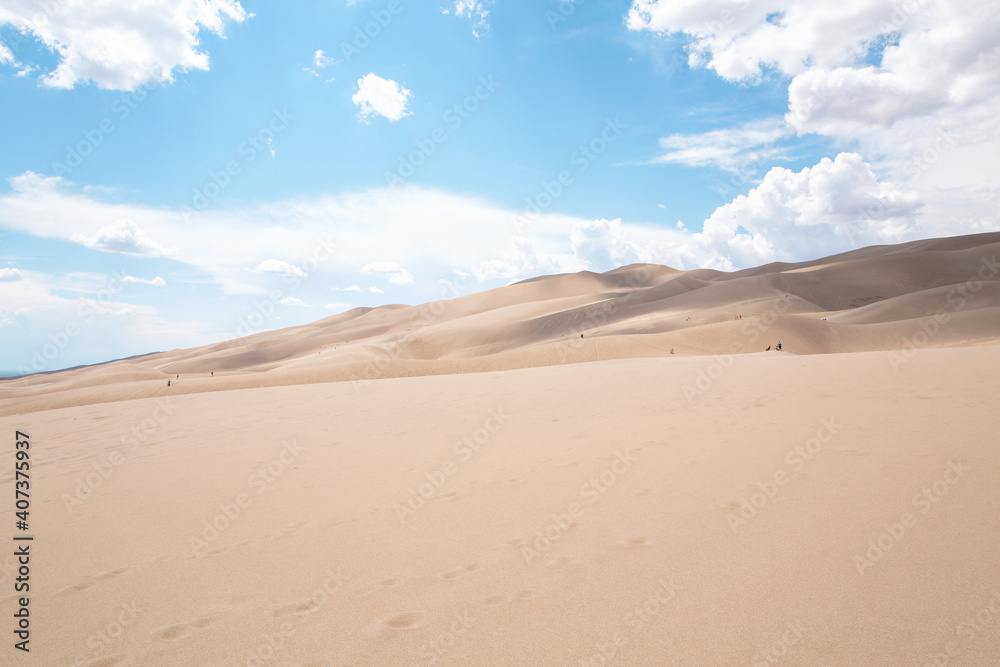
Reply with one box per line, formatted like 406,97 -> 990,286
3,231 -> 999,415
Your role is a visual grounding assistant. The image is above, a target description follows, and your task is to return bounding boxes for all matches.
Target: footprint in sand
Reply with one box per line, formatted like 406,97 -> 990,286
619,536 -> 654,549
547,555 -> 581,567
58,568 -> 130,596
271,603 -> 299,618
382,611 -> 424,629
153,616 -> 216,642
57,582 -> 93,596
517,588 -> 541,601
95,568 -> 129,580
439,564 -> 482,580
155,624 -> 192,641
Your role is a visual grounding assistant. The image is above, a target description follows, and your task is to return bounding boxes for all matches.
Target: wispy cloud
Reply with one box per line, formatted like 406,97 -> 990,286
648,119 -> 793,172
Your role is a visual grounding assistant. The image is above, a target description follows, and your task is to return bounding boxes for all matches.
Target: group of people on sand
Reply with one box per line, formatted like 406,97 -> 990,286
765,341 -> 783,352
167,371 -> 213,388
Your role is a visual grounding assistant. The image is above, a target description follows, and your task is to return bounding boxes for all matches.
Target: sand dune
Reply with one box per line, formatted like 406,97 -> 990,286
2,231 -> 999,416
1,233 -> 999,665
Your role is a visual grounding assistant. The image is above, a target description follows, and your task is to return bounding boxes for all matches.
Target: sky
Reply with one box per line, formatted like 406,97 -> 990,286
1,0 -> 998,373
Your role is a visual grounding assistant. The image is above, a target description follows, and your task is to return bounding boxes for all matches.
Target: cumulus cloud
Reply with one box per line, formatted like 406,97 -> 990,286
76,220 -> 169,256
0,0 -> 249,90
352,73 -> 412,122
122,275 -> 166,286
446,0 -> 491,37
252,259 -> 306,277
279,297 -> 308,307
698,152 -> 923,267
362,261 -> 414,285
626,0 -> 1000,137
0,163 -> 988,307
650,118 -> 793,172
0,268 -> 23,281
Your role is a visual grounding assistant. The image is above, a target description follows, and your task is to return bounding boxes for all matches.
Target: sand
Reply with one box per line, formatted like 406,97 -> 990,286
1,232 -> 999,665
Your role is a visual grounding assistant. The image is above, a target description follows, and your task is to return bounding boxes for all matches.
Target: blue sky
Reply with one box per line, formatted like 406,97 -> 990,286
1,0 -> 998,373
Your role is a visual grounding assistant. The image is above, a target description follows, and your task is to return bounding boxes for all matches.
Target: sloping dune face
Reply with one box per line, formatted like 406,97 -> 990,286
2,232 -> 999,414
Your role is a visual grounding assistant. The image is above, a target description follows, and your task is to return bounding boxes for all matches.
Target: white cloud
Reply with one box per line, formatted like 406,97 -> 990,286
122,275 -> 166,286
651,118 -> 793,172
626,1 -> 1000,135
369,286 -> 384,293
253,259 -> 306,277
76,220 -> 169,256
626,0 -> 1000,212
0,0 -> 249,90
0,268 -> 23,281
352,73 -> 412,122
0,41 -> 12,64
362,261 -> 414,285
447,1 -> 491,37
279,297 -> 308,307
0,164 -> 992,307
314,50 -> 333,69
337,285 -> 363,292
697,152 -> 923,268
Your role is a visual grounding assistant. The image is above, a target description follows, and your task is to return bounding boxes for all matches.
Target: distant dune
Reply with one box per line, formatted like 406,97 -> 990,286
2,233 -> 999,665
3,231 -> 998,416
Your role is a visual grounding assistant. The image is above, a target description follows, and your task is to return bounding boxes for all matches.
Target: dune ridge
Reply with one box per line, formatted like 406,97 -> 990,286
2,231 -> 999,416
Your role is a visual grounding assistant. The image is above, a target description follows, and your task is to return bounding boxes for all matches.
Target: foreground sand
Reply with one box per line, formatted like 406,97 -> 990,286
2,344 -> 998,665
